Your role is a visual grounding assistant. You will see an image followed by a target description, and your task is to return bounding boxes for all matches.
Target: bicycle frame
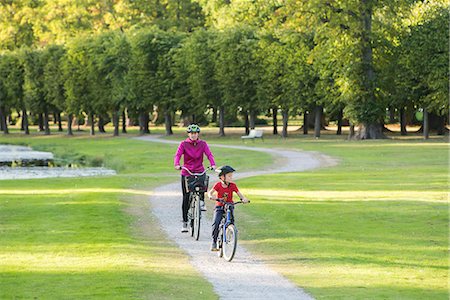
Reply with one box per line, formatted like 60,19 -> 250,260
216,200 -> 247,261
181,166 -> 212,240
221,203 -> 235,244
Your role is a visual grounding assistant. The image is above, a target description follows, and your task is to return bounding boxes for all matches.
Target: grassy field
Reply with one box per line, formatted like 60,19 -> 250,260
0,130 -> 272,299
0,126 -> 448,299
198,132 -> 448,299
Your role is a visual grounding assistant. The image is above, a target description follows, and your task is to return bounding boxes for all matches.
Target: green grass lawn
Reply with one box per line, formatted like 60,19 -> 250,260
0,130 -> 272,299
0,126 -> 448,299
219,135 -> 447,300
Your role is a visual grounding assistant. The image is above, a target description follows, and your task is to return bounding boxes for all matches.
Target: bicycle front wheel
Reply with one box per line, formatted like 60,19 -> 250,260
193,195 -> 201,240
189,194 -> 195,237
223,224 -> 237,262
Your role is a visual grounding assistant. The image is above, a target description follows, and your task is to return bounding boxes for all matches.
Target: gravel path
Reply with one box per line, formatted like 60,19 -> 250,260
136,136 -> 338,299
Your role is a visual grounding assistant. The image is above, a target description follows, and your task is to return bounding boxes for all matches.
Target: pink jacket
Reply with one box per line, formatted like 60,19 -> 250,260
174,138 -> 215,176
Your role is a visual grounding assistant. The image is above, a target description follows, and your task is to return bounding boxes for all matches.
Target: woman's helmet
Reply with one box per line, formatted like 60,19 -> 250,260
187,124 -> 201,133
216,165 -> 235,177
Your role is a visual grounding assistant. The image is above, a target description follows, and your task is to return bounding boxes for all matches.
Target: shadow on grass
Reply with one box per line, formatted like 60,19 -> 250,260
305,285 -> 448,300
0,270 -> 217,299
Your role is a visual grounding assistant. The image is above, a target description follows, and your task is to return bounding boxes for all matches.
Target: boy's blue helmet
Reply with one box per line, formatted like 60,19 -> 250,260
216,165 -> 235,177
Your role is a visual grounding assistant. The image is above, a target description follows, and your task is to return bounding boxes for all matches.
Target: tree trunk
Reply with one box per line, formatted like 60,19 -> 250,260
38,113 -> 44,132
0,108 -> 4,132
89,113 -> 95,136
244,112 -> 249,135
303,111 -> 308,135
44,107 -> 50,135
337,108 -> 343,135
417,112 -> 448,134
423,108 -> 429,139
249,110 -> 256,129
356,123 -> 386,139
212,107 -> 217,123
113,109 -> 120,136
281,109 -> 288,138
0,106 -> 8,134
219,105 -> 225,137
356,1 -> 385,140
143,112 -> 150,134
314,105 -> 323,138
430,113 -> 448,135
122,110 -> 127,134
98,115 -> 106,133
348,123 -> 355,139
67,114 -> 73,136
164,110 -> 173,135
272,107 -> 278,135
57,112 -> 63,132
400,108 -> 407,136
139,111 -> 150,134
22,109 -> 29,135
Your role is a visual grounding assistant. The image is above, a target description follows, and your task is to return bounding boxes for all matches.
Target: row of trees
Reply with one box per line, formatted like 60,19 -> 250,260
0,0 -> 448,139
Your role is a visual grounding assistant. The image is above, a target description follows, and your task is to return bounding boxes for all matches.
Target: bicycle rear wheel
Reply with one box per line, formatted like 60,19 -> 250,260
193,195 -> 201,240
223,224 -> 237,261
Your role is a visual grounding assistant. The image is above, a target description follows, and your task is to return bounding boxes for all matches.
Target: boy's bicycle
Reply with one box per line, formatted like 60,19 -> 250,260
182,166 -> 211,240
216,199 -> 250,262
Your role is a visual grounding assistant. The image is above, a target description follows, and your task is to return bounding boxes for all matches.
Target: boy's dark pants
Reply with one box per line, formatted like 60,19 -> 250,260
212,206 -> 234,243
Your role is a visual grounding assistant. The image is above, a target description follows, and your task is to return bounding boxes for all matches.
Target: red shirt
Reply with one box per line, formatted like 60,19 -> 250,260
213,182 -> 239,207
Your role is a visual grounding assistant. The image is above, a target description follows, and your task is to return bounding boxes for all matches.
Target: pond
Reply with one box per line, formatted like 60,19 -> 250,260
0,144 -> 116,180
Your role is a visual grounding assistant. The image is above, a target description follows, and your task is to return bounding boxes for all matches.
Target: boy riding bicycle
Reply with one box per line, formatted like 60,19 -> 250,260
207,165 -> 249,251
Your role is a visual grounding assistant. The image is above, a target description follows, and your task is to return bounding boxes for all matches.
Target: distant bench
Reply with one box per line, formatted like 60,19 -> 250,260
241,129 -> 264,141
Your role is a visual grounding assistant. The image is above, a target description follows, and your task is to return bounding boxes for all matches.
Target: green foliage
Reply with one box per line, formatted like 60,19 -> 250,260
0,53 -> 23,110
214,26 -> 260,111
398,4 -> 449,116
43,45 -> 66,112
176,29 -> 219,120
0,0 -> 448,139
63,37 -> 96,115
21,48 -> 48,114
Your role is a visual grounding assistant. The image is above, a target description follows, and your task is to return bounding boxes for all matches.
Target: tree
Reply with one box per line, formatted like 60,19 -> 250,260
90,31 -> 131,136
177,29 -> 220,126
128,27 -> 171,134
43,45 -> 67,132
0,54 -> 12,133
0,0 -> 40,50
154,31 -> 186,135
398,3 -> 449,138
64,37 -> 97,135
7,53 -> 27,134
22,48 -> 51,135
213,27 -> 260,136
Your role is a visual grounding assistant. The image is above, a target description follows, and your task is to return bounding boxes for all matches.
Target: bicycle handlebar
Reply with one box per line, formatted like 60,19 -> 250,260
181,166 -> 213,176
214,198 -> 250,205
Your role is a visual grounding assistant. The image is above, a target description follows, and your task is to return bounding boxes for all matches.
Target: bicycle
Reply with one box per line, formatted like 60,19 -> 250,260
216,199 -> 250,262
182,166 -> 211,240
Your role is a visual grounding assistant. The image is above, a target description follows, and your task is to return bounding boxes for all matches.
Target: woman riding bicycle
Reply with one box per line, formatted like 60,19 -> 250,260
207,165 -> 249,251
174,124 -> 216,233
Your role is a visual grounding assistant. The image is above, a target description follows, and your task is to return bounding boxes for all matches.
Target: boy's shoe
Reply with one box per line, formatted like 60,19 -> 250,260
181,222 -> 188,233
201,200 -> 207,211
210,241 -> 218,251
